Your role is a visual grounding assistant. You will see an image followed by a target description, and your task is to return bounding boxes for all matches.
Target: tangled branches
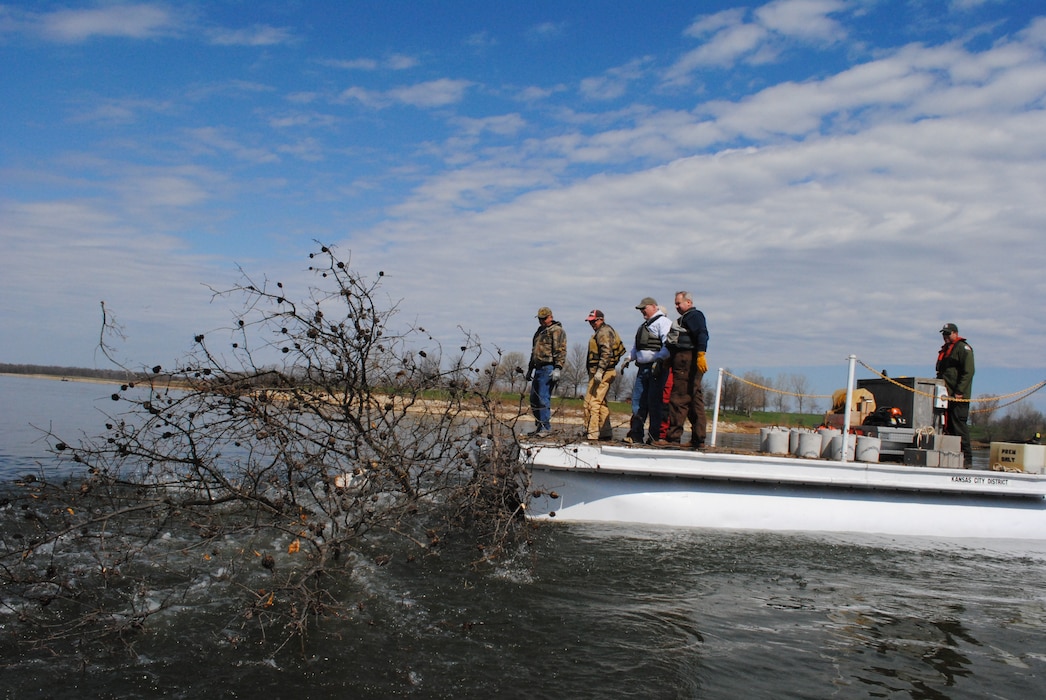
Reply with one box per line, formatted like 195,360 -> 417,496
0,244 -> 531,659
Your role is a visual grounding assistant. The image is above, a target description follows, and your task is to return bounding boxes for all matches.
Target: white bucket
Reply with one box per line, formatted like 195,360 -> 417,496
765,430 -> 790,455
856,435 -> 881,463
796,431 -> 822,459
829,434 -> 856,461
759,427 -> 772,452
789,429 -> 801,455
819,429 -> 840,458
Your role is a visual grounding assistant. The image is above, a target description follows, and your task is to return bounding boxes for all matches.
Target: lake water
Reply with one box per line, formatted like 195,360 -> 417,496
2,375 -> 1045,698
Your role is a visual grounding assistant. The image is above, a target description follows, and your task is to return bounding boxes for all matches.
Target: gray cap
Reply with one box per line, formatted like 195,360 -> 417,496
635,297 -> 657,309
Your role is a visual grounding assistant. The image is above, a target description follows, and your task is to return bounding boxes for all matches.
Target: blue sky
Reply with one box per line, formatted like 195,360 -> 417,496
2,0 -> 1045,412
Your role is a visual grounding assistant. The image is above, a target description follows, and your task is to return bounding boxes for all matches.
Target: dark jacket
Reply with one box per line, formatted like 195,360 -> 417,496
936,337 -> 974,396
668,307 -> 709,353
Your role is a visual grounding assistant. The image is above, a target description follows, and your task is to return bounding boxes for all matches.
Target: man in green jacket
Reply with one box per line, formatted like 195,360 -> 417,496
936,322 -> 975,466
526,307 -> 567,436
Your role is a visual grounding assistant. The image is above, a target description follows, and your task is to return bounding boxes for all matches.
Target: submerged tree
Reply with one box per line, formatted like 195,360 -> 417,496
1,245 -> 532,658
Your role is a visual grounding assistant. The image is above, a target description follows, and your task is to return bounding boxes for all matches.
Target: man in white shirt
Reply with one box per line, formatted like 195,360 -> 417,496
624,297 -> 672,444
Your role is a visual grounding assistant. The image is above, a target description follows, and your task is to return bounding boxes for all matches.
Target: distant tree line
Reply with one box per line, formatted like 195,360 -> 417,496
972,395 -> 1045,443
0,363 -> 140,382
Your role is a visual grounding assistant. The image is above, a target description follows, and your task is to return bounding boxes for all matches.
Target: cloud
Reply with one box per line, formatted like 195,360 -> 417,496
4,0 -> 1045,411
347,103 -> 1046,374
386,54 -> 421,70
453,113 -> 527,137
319,54 -> 419,70
950,0 -> 1000,9
702,37 -> 1046,140
329,28 -> 1046,382
668,21 -> 769,79
337,86 -> 384,108
277,137 -> 326,162
340,79 -> 474,109
36,3 -> 179,42
267,112 -> 340,130
388,79 -> 474,107
326,57 -> 380,70
465,30 -> 497,48
526,21 -> 567,41
754,0 -> 847,43
0,194 -> 229,368
4,3 -> 292,47
71,96 -> 176,126
514,84 -> 568,102
208,24 -> 295,46
580,58 -> 654,101
186,127 -> 280,164
665,0 -> 848,83
684,7 -> 748,38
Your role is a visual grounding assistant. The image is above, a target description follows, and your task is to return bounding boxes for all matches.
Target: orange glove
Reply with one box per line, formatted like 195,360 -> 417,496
697,351 -> 708,374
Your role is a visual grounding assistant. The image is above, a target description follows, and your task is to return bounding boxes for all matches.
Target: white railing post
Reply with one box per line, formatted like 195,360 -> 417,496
710,367 -> 724,448
841,354 -> 857,463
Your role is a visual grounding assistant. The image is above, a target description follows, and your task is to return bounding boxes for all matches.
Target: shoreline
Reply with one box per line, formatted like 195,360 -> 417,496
0,372 -> 127,386
0,372 -> 758,434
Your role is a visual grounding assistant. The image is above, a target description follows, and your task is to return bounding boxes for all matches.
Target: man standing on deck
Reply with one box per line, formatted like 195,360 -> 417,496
625,297 -> 672,445
662,291 -> 710,449
526,307 -> 567,436
583,309 -> 626,441
936,322 -> 975,467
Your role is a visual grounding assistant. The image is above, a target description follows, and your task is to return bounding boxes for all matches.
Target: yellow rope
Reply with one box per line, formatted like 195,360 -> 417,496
721,370 -> 833,399
855,359 -> 1046,412
720,363 -> 1046,414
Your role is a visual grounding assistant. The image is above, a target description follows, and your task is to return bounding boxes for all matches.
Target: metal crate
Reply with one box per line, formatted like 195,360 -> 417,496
856,377 -> 946,431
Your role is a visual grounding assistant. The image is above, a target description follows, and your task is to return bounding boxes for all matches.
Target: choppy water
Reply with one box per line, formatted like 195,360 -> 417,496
2,376 -> 1044,698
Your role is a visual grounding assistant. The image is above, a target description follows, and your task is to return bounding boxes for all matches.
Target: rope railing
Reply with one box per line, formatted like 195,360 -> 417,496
855,359 -> 1046,413
720,370 -> 833,400
720,362 -> 1046,414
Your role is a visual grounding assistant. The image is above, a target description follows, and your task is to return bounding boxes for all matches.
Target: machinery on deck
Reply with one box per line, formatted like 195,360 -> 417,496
825,376 -> 959,465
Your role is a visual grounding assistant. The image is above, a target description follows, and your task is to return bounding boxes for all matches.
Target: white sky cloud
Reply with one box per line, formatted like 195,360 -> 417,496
320,54 -> 419,71
38,3 -> 178,42
339,79 -> 474,108
678,20 -> 769,70
667,0 -> 847,83
754,0 -> 847,43
386,79 -> 475,107
2,0 -> 1044,412
581,58 -> 654,100
527,21 -> 567,41
207,24 -> 295,47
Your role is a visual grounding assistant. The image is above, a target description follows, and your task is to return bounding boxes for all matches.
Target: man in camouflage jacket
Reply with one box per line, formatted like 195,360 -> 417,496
583,309 -> 625,441
526,307 -> 567,435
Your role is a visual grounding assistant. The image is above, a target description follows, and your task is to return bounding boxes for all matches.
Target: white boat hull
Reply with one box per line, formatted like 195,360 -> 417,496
524,443 -> 1046,541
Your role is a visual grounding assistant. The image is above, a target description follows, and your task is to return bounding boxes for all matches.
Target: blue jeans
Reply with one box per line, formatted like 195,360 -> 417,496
529,364 -> 554,431
629,363 -> 666,442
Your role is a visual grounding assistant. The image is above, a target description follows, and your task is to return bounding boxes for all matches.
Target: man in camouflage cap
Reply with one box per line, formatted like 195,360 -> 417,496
526,307 -> 566,436
936,322 -> 975,466
583,309 -> 626,441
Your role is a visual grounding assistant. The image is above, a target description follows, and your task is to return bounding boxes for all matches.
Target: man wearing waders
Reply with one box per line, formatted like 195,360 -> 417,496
936,322 -> 975,467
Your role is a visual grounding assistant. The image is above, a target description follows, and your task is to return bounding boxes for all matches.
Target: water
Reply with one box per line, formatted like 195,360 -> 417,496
2,376 -> 1045,698
0,374 -> 127,480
